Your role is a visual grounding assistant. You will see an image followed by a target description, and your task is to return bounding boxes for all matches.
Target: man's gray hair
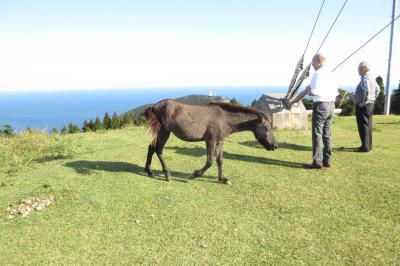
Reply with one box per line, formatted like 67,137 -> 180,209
359,61 -> 371,71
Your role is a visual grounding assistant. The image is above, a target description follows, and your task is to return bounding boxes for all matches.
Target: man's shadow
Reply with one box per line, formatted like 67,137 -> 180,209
239,141 -> 356,152
64,160 -> 218,183
377,121 -> 400,125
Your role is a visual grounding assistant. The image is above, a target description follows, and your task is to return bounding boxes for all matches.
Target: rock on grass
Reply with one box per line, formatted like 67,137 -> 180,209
6,195 -> 54,219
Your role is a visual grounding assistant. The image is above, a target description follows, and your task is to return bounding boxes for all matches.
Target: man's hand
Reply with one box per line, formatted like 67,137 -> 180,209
305,85 -> 312,95
359,102 -> 366,107
282,97 -> 292,110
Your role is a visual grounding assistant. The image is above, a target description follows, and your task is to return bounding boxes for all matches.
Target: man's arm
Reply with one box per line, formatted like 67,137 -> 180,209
362,76 -> 379,104
285,85 -> 313,109
371,79 -> 380,101
360,76 -> 369,106
306,85 -> 317,96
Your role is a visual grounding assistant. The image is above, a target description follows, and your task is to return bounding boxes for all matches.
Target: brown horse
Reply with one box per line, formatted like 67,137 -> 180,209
144,99 -> 278,184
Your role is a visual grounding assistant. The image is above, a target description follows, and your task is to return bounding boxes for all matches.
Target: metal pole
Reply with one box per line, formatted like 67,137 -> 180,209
384,0 -> 397,115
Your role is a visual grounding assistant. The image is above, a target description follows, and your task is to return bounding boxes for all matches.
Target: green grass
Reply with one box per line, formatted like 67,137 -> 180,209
1,115 -> 399,265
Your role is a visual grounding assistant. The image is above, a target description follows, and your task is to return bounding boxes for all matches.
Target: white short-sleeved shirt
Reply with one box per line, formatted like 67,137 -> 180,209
310,67 -> 339,102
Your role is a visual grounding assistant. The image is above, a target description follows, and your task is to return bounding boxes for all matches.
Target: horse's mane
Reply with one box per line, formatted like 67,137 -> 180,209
208,101 -> 271,122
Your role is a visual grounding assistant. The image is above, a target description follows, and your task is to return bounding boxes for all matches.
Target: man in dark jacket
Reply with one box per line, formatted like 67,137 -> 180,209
354,61 -> 380,152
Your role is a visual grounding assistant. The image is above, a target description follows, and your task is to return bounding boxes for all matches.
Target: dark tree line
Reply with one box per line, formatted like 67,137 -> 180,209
1,111 -> 146,136
335,76 -> 400,116
57,111 -> 139,135
390,81 -> 400,114
298,76 -> 400,116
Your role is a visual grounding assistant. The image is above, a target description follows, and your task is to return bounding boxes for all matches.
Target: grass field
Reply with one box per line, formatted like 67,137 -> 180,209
1,115 -> 399,265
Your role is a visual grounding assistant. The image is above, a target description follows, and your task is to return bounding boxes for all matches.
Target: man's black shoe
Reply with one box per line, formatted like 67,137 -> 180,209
323,163 -> 331,168
303,163 -> 323,169
354,147 -> 369,152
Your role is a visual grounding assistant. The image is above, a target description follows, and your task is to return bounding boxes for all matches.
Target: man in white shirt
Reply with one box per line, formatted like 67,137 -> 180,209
304,53 -> 338,169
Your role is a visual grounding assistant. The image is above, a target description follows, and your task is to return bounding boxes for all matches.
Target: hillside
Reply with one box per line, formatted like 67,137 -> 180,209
1,116 -> 399,264
124,94 -> 230,118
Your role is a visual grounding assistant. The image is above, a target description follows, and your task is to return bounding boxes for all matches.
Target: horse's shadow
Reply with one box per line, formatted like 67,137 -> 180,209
64,160 -> 218,183
65,160 -> 142,175
165,146 -> 305,169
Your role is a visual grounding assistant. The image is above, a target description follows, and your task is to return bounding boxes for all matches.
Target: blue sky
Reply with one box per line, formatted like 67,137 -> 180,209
0,0 -> 399,90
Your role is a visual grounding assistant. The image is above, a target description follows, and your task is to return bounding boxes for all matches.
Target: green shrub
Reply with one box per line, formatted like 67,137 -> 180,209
374,76 -> 385,114
302,98 -> 313,110
121,113 -> 135,127
0,124 -> 14,136
0,130 -> 75,174
136,113 -> 146,126
391,89 -> 400,114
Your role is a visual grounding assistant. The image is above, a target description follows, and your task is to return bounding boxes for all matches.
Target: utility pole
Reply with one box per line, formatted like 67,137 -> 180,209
384,0 -> 397,115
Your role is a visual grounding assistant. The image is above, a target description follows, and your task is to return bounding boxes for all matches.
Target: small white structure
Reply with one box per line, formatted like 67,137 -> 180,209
252,93 -> 308,130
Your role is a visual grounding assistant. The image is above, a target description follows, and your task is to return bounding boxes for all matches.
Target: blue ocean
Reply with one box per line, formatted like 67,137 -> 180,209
0,87 -> 287,131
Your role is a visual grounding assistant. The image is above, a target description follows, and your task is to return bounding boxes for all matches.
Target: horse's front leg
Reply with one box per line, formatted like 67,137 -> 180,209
191,140 -> 215,178
215,141 -> 231,185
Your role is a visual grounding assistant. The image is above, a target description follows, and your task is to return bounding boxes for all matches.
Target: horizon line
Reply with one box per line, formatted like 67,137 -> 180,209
0,84 -> 360,92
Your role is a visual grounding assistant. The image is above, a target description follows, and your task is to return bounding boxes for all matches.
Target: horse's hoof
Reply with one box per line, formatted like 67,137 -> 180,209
223,180 -> 232,185
147,172 -> 155,178
165,175 -> 172,181
145,167 -> 154,178
190,171 -> 202,179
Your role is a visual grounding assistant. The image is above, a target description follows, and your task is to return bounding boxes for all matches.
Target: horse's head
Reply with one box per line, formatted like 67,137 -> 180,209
254,114 -> 278,151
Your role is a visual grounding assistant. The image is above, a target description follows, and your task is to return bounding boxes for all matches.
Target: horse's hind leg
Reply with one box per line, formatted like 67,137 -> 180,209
191,140 -> 215,178
144,128 -> 170,179
155,129 -> 172,181
216,141 -> 231,185
145,144 -> 156,177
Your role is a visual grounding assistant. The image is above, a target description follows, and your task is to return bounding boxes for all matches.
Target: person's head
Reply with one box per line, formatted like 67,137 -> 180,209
312,53 -> 326,70
358,61 -> 370,76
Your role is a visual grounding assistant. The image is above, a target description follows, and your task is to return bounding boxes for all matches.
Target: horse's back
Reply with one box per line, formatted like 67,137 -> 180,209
153,100 -> 223,141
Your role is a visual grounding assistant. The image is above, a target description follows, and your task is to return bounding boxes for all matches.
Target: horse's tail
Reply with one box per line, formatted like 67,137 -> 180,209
144,105 -> 161,145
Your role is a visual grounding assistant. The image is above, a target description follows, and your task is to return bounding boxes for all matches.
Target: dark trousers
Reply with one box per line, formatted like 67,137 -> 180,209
312,102 -> 335,165
355,103 -> 374,151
